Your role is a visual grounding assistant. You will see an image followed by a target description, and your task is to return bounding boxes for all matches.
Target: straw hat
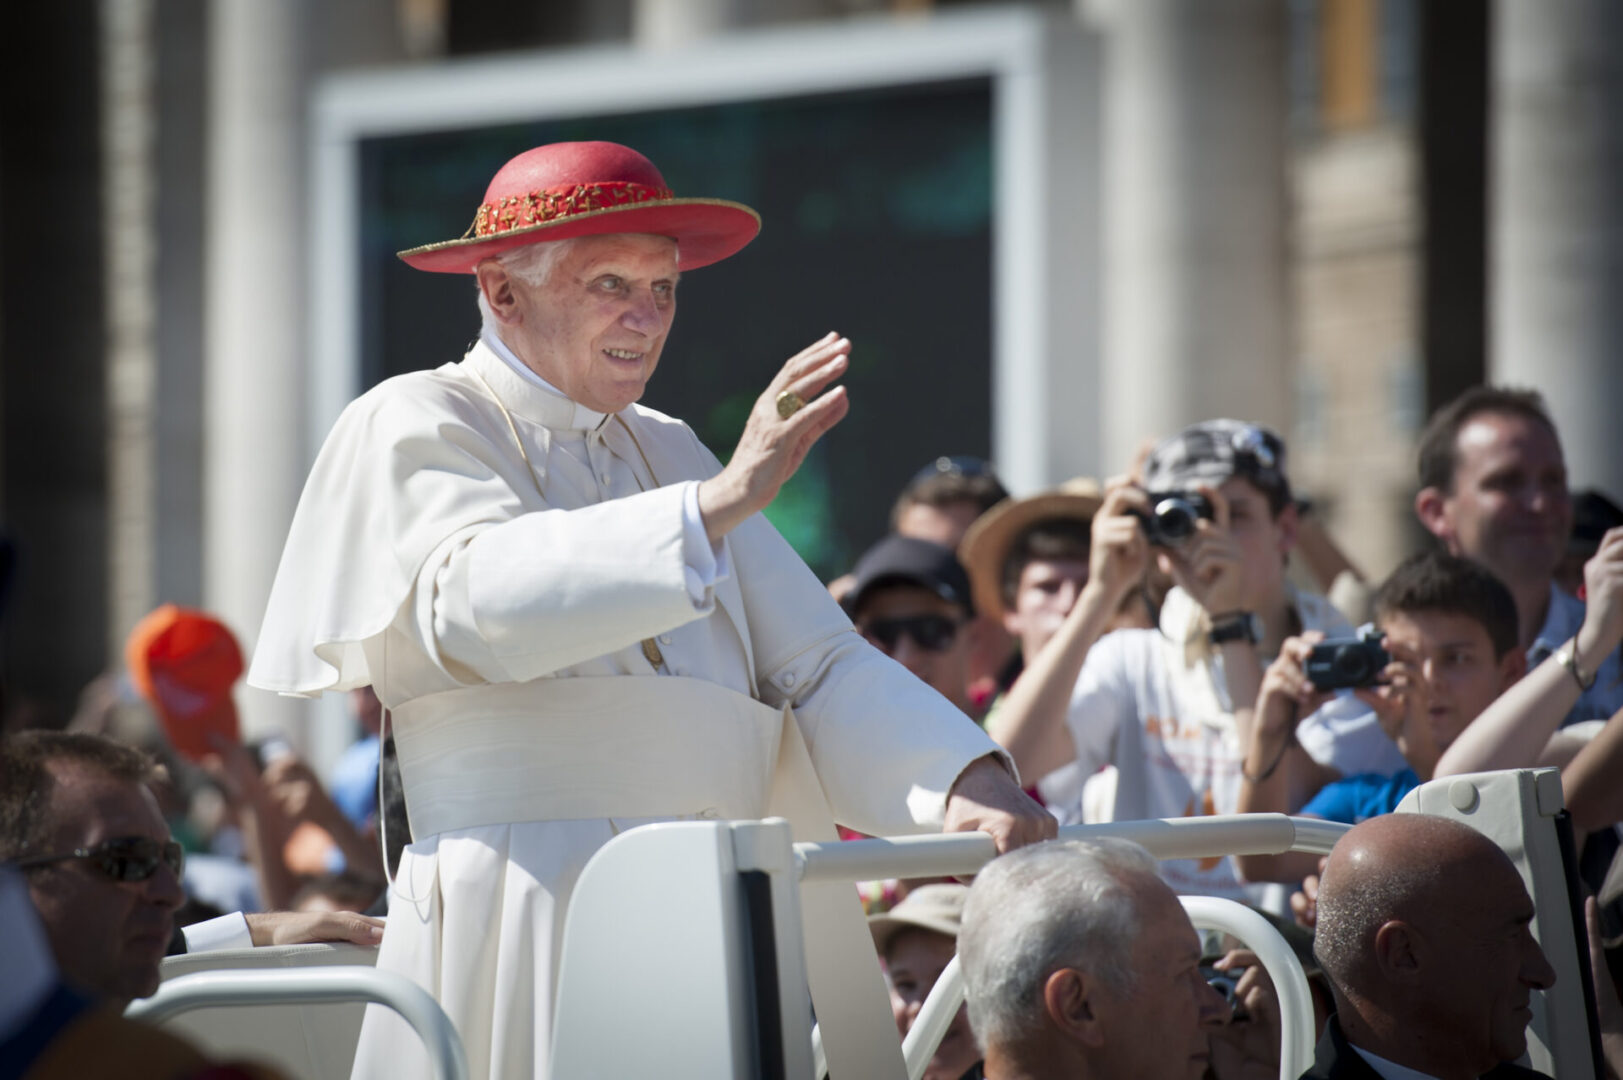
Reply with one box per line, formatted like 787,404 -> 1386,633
397,141 -> 760,274
867,883 -> 970,953
958,478 -> 1104,622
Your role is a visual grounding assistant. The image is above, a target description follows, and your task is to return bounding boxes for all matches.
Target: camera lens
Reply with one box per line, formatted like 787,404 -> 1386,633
1331,645 -> 1375,684
1154,497 -> 1198,542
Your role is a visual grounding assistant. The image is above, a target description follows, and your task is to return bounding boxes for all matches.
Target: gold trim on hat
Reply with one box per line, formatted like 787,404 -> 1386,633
397,196 -> 762,261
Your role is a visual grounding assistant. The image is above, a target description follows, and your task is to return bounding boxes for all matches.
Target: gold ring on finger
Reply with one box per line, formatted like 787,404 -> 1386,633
775,389 -> 805,420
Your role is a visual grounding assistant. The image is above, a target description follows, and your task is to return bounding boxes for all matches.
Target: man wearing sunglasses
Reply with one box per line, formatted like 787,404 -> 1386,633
843,534 -> 977,715
0,730 -> 383,1010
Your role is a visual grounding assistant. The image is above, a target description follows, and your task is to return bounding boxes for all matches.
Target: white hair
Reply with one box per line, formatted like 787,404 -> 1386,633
958,838 -> 1159,1053
474,237 -> 587,337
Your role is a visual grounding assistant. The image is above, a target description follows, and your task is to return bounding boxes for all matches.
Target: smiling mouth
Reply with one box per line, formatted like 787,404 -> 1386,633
602,348 -> 643,361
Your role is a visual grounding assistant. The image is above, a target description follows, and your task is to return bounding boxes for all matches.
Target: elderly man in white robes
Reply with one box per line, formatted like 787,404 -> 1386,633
249,140 -> 1052,1080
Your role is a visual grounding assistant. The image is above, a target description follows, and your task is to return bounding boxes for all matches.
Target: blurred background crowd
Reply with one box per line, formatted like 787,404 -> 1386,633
2,1 -> 1621,1077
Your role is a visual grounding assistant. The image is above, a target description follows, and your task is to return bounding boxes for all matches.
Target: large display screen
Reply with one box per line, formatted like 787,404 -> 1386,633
356,78 -> 993,579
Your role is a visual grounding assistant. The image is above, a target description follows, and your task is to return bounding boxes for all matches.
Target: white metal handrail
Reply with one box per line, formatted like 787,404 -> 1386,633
795,814 -> 1349,884
808,815 -> 1348,1080
126,966 -> 470,1080
1181,896 -> 1317,1079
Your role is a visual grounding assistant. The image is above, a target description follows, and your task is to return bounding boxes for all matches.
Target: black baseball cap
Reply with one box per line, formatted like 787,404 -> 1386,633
842,535 -> 975,618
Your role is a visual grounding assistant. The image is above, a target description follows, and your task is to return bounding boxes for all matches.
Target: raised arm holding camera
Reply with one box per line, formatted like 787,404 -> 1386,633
989,420 -> 1402,904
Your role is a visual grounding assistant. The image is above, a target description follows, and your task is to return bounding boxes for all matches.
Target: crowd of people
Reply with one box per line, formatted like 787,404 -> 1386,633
3,137 -> 1622,1079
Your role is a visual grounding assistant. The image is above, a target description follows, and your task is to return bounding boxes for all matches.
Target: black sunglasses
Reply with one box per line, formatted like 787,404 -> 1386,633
859,614 -> 964,654
16,836 -> 184,883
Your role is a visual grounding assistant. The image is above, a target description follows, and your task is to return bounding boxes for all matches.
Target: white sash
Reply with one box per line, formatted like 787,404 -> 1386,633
390,673 -> 909,1080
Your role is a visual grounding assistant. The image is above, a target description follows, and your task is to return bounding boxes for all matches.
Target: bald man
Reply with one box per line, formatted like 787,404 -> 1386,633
1306,815 -> 1557,1080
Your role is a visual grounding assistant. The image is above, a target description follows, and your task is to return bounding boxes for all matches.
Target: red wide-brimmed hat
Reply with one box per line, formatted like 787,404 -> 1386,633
397,141 -> 761,274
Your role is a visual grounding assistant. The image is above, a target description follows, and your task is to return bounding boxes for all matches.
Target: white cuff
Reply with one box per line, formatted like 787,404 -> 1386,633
681,481 -> 730,603
181,911 -> 254,953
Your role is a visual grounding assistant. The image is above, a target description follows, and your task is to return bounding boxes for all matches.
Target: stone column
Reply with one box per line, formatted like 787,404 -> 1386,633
104,0 -> 159,657
1092,0 -> 1290,472
1491,0 -> 1623,499
204,0 -> 310,743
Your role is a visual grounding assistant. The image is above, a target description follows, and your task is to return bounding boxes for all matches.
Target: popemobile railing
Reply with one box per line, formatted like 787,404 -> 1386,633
127,964 -> 470,1080
547,811 -> 1356,1080
796,814 -> 1350,1080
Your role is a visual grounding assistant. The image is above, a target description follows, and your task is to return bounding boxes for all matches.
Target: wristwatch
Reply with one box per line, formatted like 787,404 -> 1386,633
1209,611 -> 1263,646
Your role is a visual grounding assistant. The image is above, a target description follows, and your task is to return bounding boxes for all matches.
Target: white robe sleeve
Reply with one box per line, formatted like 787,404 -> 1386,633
181,911 -> 254,953
722,505 -> 1012,835
428,481 -> 725,684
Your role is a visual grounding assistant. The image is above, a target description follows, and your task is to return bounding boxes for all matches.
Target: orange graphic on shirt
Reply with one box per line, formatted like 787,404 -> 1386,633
1182,789 -> 1224,871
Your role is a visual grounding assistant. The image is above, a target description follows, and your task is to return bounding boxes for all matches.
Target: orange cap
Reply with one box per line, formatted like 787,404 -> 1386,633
125,604 -> 244,762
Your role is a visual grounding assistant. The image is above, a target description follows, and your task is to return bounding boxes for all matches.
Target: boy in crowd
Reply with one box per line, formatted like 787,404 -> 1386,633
869,883 -> 981,1080
1233,550 -> 1525,883
959,479 -> 1103,720
991,420 -> 1403,903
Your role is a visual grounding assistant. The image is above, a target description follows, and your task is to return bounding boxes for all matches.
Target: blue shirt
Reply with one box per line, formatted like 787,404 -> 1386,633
1528,583 -> 1623,726
1301,768 -> 1421,825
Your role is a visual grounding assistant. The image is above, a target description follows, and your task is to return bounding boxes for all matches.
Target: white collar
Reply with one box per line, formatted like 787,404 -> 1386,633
481,329 -> 607,430
1348,1043 -> 1446,1080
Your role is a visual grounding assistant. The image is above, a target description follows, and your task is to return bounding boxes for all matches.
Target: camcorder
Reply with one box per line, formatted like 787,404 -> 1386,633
1132,491 -> 1214,546
1306,627 -> 1391,691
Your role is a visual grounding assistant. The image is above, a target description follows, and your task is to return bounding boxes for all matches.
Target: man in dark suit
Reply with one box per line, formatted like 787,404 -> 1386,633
1304,814 -> 1556,1080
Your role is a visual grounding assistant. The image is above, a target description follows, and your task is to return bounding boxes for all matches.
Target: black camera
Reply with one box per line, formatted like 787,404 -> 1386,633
1200,963 -> 1248,1019
1306,628 -> 1391,691
1133,491 -> 1214,546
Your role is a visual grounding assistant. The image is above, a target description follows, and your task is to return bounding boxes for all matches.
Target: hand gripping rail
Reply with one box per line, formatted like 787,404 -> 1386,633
126,966 -> 470,1080
799,814 -> 1348,1080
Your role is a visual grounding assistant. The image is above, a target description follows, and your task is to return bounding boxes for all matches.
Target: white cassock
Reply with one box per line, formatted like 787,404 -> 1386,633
249,332 -> 1006,1080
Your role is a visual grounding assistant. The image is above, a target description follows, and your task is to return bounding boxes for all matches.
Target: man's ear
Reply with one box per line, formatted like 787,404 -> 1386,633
1043,967 -> 1106,1049
1273,498 -> 1300,558
475,261 -> 520,325
1414,487 -> 1453,545
1499,645 -> 1528,689
1372,919 -> 1424,985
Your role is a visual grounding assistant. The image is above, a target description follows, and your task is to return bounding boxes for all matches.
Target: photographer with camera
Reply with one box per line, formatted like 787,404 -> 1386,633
990,420 -> 1403,904
1234,550 -> 1530,885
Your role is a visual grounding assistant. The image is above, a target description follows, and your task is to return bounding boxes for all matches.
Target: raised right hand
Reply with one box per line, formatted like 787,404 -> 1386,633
697,333 -> 851,542
1089,482 -> 1152,602
1256,632 -> 1334,738
1580,526 -> 1623,657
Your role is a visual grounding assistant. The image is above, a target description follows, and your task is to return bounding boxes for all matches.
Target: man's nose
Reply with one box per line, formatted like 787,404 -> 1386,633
890,637 -> 929,676
1524,938 -> 1558,990
145,861 -> 187,910
620,288 -> 664,333
1197,978 -> 1232,1028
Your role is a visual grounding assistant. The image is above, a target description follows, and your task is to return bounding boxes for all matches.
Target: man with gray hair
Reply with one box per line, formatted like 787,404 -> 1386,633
1307,815 -> 1556,1079
958,837 -> 1230,1079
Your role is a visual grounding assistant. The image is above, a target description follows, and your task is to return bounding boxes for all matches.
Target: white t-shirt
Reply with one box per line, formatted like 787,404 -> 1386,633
1043,587 -> 1407,901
